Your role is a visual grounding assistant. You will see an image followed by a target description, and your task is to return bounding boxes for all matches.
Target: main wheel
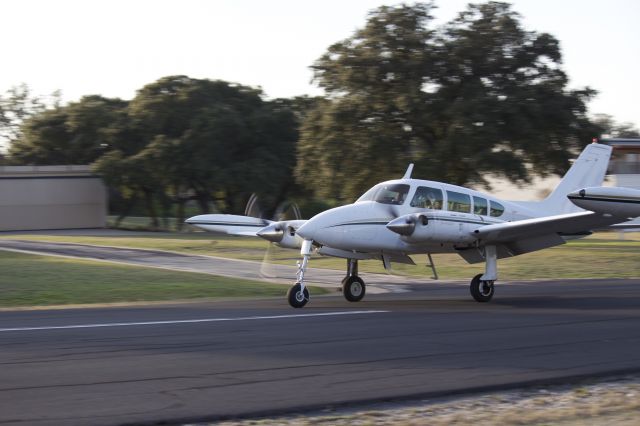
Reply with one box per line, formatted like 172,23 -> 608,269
287,283 -> 309,308
342,276 -> 366,302
470,273 -> 494,302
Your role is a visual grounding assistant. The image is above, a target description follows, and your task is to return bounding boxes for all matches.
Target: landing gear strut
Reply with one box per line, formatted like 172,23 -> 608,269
342,259 -> 366,302
470,245 -> 497,303
288,240 -> 313,308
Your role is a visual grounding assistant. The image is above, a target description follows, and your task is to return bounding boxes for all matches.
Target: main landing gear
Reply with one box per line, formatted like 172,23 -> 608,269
287,241 -> 367,308
470,245 -> 497,303
470,274 -> 494,302
342,258 -> 366,302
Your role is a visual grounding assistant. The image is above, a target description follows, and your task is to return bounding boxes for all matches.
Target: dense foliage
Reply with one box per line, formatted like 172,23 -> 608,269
4,1 -> 637,224
297,2 -> 601,200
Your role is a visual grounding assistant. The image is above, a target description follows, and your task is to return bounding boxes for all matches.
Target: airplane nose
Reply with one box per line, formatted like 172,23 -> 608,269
295,220 -> 316,241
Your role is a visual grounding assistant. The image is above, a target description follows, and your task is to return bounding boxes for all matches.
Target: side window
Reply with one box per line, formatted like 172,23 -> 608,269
410,186 -> 444,210
446,191 -> 471,213
473,196 -> 488,215
490,201 -> 505,217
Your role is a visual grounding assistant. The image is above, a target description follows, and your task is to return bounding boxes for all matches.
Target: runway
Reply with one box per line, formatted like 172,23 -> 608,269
1,278 -> 640,425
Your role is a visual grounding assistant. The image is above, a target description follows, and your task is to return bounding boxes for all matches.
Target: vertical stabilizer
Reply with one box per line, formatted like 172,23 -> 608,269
536,143 -> 612,215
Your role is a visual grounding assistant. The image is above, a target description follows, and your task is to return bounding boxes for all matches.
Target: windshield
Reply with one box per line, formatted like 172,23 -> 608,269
356,183 -> 410,205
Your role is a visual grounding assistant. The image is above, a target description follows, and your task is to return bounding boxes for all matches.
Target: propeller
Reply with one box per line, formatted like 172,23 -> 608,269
239,194 -> 302,279
386,213 -> 428,236
244,193 -> 262,218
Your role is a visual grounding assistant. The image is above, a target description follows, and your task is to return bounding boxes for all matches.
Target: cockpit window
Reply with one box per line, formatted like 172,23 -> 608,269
356,186 -> 379,202
410,186 -> 443,209
356,184 -> 410,205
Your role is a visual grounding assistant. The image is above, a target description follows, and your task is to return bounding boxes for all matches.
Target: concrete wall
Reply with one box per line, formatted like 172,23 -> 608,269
0,165 -> 107,231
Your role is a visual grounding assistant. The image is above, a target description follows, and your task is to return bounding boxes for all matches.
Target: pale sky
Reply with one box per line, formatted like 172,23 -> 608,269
1,0 -> 639,130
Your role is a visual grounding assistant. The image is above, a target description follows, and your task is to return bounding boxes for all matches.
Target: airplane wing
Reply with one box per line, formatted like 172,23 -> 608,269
185,214 -> 308,250
471,210 -> 624,242
185,214 -> 271,236
457,211 -> 627,264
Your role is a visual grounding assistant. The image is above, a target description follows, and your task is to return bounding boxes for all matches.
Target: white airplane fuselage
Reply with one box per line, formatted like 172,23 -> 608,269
295,178 -> 537,255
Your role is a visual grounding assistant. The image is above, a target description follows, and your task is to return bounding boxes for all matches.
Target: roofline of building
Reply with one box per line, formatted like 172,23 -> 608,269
600,138 -> 640,147
0,165 -> 97,178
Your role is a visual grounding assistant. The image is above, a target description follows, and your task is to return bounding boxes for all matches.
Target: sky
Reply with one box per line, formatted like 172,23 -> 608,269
1,0 -> 639,131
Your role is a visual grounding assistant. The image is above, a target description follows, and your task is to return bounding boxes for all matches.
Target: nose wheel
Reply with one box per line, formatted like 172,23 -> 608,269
287,283 -> 309,308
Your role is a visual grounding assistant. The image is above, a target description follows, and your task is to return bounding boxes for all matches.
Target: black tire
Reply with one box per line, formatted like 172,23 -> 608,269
470,273 -> 494,302
287,283 -> 309,308
343,276 -> 366,302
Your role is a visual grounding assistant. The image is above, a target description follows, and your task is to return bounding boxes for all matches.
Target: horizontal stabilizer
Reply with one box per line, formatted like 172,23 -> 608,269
568,186 -> 640,218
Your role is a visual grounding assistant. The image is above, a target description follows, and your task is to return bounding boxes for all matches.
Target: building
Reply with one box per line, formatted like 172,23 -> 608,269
602,138 -> 640,188
0,165 -> 106,231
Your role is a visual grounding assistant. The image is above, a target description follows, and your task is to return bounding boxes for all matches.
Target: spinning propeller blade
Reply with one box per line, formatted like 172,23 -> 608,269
245,195 -> 303,280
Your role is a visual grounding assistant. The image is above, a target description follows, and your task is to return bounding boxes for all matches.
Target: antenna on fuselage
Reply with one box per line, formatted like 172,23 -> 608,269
403,163 -> 414,179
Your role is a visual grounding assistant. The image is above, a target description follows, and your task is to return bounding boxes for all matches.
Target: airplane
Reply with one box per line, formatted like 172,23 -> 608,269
186,142 -> 640,308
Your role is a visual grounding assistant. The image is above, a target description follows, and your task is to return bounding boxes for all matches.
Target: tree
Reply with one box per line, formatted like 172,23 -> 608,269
0,84 -> 52,150
298,3 -> 435,200
127,76 -> 298,217
297,2 -> 599,201
93,148 -> 164,228
592,114 -> 640,138
8,95 -> 129,164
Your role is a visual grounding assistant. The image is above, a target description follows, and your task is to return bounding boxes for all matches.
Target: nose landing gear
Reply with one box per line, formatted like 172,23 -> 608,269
287,283 -> 309,308
287,240 -> 313,308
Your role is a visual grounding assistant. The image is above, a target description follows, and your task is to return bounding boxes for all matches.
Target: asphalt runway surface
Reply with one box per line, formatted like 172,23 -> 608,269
2,279 -> 640,426
1,237 -> 640,425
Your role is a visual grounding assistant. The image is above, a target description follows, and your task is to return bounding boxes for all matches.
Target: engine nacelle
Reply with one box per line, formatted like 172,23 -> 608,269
257,220 -> 306,249
568,187 -> 640,218
387,212 -> 478,244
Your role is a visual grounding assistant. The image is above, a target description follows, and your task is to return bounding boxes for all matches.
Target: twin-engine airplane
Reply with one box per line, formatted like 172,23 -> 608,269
187,143 -> 640,308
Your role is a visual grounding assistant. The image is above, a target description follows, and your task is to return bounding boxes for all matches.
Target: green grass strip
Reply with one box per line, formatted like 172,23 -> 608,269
0,251 -> 326,308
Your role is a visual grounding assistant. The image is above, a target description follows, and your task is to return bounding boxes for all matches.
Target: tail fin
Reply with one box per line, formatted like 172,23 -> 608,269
525,143 -> 612,215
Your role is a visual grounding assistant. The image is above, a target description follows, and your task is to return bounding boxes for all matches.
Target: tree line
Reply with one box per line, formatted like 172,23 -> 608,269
1,2 -> 638,228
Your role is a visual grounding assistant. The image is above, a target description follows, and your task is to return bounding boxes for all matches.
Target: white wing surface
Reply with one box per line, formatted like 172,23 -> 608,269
185,214 -> 272,236
457,211 -> 627,264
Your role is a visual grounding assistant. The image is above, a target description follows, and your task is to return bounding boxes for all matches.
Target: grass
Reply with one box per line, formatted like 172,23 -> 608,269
0,250 -> 327,308
2,231 -> 639,280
